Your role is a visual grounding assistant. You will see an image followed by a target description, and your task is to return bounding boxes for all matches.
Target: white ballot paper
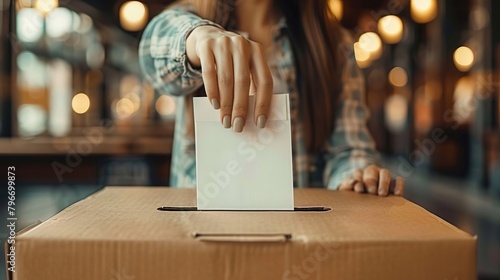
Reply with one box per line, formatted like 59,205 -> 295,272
193,94 -> 294,210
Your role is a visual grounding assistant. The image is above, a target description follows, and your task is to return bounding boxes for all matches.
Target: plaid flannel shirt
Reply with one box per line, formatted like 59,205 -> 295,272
139,7 -> 379,189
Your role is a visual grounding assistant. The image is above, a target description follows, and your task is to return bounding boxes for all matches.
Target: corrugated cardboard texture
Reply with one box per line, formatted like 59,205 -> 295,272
13,187 -> 476,280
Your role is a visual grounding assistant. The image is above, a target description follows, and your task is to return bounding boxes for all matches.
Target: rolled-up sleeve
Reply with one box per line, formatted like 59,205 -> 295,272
323,44 -> 380,190
138,6 -> 222,96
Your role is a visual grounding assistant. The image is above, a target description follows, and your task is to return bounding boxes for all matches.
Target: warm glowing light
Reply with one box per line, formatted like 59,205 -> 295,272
453,76 -> 475,123
453,46 -> 475,72
378,15 -> 403,44
353,42 -> 372,68
34,0 -> 59,15
358,32 -> 383,60
119,1 -> 148,31
388,67 -> 408,87
156,95 -> 176,116
385,94 -> 408,133
72,93 -> 90,114
115,98 -> 135,119
328,0 -> 343,21
18,0 -> 32,8
124,92 -> 141,112
411,0 -> 437,24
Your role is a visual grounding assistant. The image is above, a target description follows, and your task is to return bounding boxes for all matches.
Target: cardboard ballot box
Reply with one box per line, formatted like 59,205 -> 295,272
8,187 -> 476,280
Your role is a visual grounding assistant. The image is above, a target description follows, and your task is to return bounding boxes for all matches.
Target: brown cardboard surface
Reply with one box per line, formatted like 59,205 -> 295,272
12,187 -> 476,280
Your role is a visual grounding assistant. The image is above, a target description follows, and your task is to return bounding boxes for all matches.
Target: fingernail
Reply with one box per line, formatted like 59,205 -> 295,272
223,115 -> 231,128
368,186 -> 377,194
211,98 -> 220,110
233,117 -> 244,133
257,115 -> 267,128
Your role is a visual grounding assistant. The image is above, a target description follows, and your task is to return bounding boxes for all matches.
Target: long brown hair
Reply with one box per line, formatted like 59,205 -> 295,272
177,0 -> 345,153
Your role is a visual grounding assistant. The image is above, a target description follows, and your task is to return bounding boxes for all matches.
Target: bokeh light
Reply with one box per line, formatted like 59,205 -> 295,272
385,94 -> 408,133
86,44 -> 105,69
17,8 -> 44,43
72,93 -> 91,114
378,15 -> 404,44
77,13 -> 93,33
328,0 -> 343,21
17,52 -> 48,89
156,95 -> 176,116
18,0 -> 32,8
388,67 -> 408,87
453,46 -> 475,72
115,98 -> 135,119
18,104 -> 47,137
125,92 -> 141,113
17,52 -> 38,72
453,76 -> 475,123
411,0 -> 437,24
354,42 -> 372,68
49,60 -> 72,137
46,7 -> 73,38
34,0 -> 59,15
119,1 -> 148,31
358,32 -> 383,60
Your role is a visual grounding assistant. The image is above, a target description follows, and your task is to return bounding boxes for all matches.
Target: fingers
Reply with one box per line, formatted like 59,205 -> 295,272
214,38 -> 234,129
362,165 -> 379,195
352,169 -> 364,193
340,166 -> 405,197
250,42 -> 273,128
392,177 -> 405,196
231,36 -> 251,132
197,31 -> 268,132
378,168 -> 391,197
338,176 -> 355,191
198,44 -> 220,110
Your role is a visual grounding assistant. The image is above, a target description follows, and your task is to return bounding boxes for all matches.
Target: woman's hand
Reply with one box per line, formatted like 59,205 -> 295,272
338,165 -> 405,196
186,25 -> 273,132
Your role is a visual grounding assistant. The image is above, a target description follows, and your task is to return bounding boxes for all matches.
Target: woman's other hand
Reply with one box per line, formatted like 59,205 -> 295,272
338,165 -> 405,196
186,25 -> 273,132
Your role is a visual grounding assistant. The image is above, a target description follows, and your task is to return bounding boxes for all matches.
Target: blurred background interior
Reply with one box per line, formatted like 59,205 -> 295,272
0,0 -> 499,278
